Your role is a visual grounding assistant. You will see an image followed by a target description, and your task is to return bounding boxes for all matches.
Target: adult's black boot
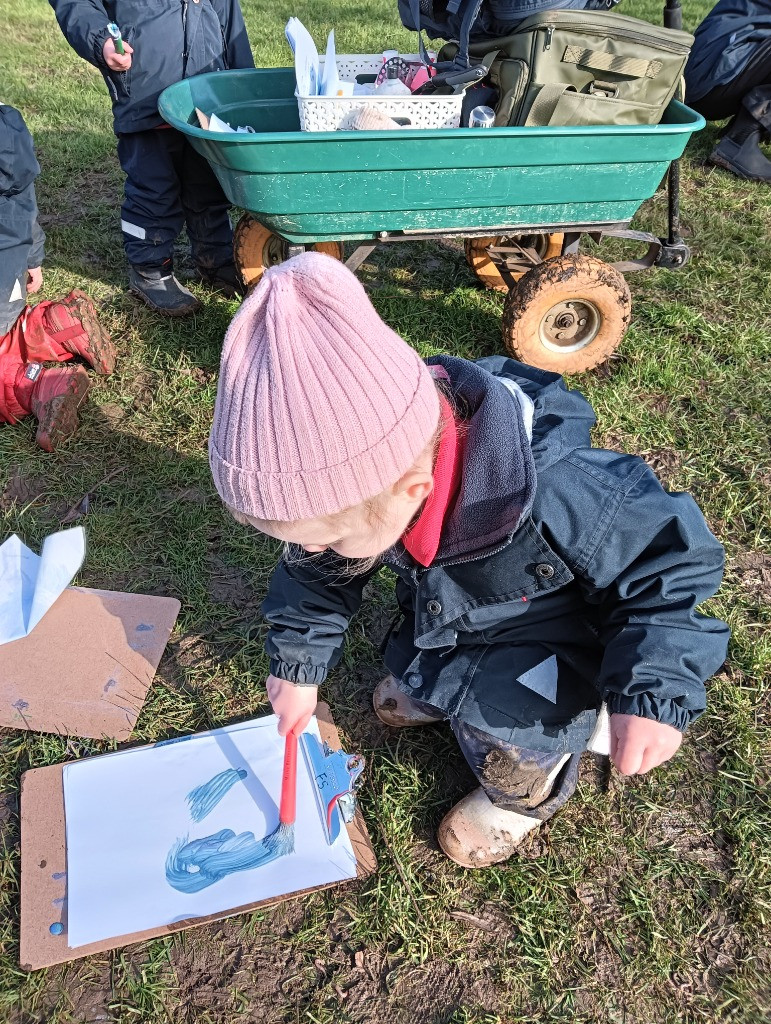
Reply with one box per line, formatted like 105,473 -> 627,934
128,263 -> 202,316
709,88 -> 771,182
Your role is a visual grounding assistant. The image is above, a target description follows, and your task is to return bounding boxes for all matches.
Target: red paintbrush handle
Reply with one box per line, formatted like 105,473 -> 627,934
279,731 -> 298,826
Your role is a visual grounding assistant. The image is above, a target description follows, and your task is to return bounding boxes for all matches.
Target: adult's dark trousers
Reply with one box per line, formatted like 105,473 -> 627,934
116,126 -> 233,270
692,38 -> 771,121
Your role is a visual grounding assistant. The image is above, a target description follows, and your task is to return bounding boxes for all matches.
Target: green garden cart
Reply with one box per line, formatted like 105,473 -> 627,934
159,53 -> 703,373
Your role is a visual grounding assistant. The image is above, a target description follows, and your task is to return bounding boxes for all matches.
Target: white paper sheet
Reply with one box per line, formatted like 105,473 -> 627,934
63,715 -> 357,947
285,17 -> 319,96
0,527 -> 86,645
320,30 -> 340,96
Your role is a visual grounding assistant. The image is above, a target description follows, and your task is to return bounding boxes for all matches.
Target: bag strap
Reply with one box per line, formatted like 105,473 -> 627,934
524,83 -> 576,126
409,0 -> 484,71
562,46 -> 663,79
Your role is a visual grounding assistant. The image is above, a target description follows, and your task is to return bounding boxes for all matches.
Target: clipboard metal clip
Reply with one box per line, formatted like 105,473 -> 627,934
301,734 -> 365,845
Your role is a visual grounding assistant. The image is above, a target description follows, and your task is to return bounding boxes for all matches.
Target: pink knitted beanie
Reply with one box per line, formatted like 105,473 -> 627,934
209,252 -> 440,521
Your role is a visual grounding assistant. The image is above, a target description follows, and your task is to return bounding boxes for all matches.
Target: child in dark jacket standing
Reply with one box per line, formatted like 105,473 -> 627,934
208,253 -> 729,868
49,0 -> 254,315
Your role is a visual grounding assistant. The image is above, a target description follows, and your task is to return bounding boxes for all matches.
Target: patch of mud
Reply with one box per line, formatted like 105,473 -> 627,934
1,466 -> 49,508
733,550 -> 771,602
481,748 -> 545,801
646,807 -> 732,874
640,447 -> 682,488
206,554 -> 259,613
166,905 -> 502,1024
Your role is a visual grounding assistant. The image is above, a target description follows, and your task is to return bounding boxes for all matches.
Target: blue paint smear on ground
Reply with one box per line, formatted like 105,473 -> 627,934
103,678 -> 118,693
49,922 -> 64,935
187,768 -> 248,823
12,699 -> 29,711
52,897 -> 66,906
51,872 -> 66,880
165,826 -> 292,893
136,624 -> 154,632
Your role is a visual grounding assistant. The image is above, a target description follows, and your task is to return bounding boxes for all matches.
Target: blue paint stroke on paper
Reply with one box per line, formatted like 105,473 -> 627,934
187,768 -> 247,822
154,734 -> 193,748
165,826 -> 291,893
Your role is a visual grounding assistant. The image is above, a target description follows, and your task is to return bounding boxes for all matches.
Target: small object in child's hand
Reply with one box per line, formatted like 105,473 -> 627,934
107,22 -> 125,55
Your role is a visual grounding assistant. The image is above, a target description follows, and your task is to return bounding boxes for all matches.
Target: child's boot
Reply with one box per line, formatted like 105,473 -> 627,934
373,675 -> 445,727
21,291 -> 116,374
437,788 -> 541,868
129,261 -> 201,316
1,359 -> 90,452
196,262 -> 245,298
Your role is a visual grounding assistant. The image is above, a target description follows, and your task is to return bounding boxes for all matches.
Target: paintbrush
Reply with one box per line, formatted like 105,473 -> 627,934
273,729 -> 298,855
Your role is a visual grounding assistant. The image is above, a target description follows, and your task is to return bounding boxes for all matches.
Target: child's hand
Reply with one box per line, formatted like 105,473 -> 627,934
103,38 -> 133,72
266,674 -> 318,737
26,267 -> 43,294
610,714 -> 682,775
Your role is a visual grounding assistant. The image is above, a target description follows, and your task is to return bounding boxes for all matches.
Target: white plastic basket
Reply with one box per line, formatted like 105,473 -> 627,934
297,55 -> 462,132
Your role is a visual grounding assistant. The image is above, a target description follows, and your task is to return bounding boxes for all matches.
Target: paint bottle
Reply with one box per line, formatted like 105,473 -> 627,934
376,64 -> 411,96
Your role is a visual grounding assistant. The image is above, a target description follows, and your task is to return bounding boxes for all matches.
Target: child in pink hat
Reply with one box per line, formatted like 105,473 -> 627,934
209,252 -> 728,868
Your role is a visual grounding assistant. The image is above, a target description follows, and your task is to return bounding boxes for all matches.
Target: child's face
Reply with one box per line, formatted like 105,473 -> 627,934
229,463 -> 434,560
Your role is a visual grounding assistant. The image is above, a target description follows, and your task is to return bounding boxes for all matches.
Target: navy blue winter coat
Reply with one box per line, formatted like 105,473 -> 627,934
0,106 -> 45,335
262,356 -> 729,754
685,0 -> 771,102
49,0 -> 254,133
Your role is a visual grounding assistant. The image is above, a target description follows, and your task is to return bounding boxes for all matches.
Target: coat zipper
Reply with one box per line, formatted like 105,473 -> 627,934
182,0 -> 189,75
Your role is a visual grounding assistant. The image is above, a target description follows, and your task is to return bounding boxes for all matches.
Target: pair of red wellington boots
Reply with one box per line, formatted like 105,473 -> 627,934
0,290 -> 115,451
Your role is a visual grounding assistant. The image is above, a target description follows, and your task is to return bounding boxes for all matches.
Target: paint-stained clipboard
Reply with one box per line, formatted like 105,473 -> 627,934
19,703 -> 376,970
0,587 -> 180,740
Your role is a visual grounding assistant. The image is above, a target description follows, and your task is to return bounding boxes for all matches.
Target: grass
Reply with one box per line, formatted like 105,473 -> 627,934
1,0 -> 770,1021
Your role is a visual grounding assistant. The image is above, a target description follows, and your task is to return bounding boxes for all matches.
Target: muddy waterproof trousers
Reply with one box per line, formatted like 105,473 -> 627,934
406,695 -> 580,821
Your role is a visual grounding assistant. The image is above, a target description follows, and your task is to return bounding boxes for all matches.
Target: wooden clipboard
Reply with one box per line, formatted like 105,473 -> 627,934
19,702 -> 376,970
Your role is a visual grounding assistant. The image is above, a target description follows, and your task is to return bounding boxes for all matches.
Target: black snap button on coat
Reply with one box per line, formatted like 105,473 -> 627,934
535,563 -> 555,579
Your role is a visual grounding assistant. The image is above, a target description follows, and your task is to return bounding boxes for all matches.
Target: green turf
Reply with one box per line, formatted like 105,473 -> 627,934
1,1 -> 770,1022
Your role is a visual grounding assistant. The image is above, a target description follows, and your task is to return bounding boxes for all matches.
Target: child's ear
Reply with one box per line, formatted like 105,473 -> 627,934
394,467 -> 434,505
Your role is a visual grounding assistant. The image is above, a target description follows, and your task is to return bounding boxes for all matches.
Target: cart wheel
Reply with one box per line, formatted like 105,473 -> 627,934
234,214 -> 343,291
502,254 -> 631,373
465,233 -> 564,292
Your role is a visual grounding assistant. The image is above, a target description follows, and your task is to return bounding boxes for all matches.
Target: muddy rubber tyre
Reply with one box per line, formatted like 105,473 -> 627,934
465,233 -> 564,292
234,214 -> 344,291
502,254 -> 631,373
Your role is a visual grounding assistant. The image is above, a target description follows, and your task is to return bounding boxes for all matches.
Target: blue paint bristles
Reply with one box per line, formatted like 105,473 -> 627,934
186,768 -> 247,822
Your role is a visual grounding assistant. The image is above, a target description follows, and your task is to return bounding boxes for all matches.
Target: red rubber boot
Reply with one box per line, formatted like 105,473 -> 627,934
19,290 -> 115,374
0,357 -> 91,452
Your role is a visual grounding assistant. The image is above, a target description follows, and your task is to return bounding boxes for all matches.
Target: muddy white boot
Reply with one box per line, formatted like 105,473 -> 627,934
437,787 -> 541,868
372,675 -> 444,728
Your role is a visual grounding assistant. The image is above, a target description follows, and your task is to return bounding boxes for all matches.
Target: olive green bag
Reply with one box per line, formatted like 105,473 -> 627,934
440,10 -> 693,127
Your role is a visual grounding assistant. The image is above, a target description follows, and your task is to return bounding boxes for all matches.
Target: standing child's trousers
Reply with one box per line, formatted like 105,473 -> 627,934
116,127 -> 234,271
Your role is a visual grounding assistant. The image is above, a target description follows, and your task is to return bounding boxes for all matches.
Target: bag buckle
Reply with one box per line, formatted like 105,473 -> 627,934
588,80 -> 618,98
